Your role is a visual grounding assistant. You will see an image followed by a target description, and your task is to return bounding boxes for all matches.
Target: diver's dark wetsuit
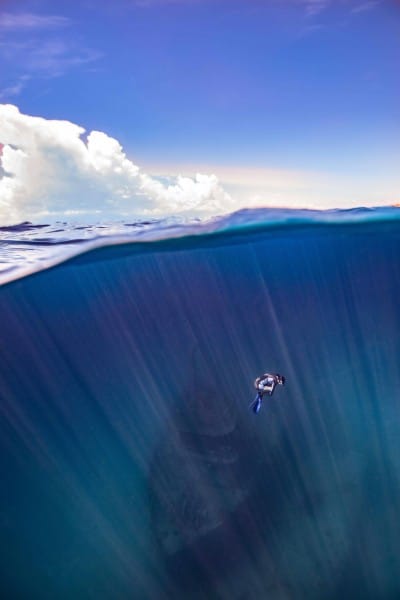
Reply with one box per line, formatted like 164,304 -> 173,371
250,373 -> 285,414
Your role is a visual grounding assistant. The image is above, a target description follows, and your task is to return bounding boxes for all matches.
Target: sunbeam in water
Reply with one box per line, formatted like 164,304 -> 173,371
1,207 -> 400,598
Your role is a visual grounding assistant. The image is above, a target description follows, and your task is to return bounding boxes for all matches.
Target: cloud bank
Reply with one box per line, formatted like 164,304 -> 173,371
0,104 -> 232,225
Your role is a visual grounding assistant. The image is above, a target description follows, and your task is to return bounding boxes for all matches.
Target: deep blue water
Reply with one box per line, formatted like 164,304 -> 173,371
1,208 -> 400,599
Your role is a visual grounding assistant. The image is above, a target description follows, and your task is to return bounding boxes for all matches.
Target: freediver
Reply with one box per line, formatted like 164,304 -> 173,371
250,373 -> 285,414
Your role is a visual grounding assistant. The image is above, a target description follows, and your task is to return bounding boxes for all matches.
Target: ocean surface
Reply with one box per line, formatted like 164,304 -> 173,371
1,207 -> 400,599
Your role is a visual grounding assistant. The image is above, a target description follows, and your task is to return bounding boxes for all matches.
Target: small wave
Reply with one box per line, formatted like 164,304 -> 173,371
0,221 -> 50,233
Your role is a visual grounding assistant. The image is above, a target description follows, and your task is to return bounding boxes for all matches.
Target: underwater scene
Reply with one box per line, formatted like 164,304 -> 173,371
1,207 -> 400,599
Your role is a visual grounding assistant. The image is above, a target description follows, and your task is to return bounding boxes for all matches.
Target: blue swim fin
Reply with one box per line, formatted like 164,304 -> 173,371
250,395 -> 262,414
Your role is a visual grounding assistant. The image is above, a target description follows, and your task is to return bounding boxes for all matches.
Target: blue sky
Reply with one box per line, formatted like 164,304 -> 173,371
0,0 -> 399,220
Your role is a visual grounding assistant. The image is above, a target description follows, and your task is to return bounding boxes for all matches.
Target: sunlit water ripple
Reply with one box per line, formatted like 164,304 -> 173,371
1,206 -> 399,286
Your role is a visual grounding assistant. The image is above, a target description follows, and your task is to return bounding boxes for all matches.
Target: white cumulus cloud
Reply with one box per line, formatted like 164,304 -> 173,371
0,104 -> 232,224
